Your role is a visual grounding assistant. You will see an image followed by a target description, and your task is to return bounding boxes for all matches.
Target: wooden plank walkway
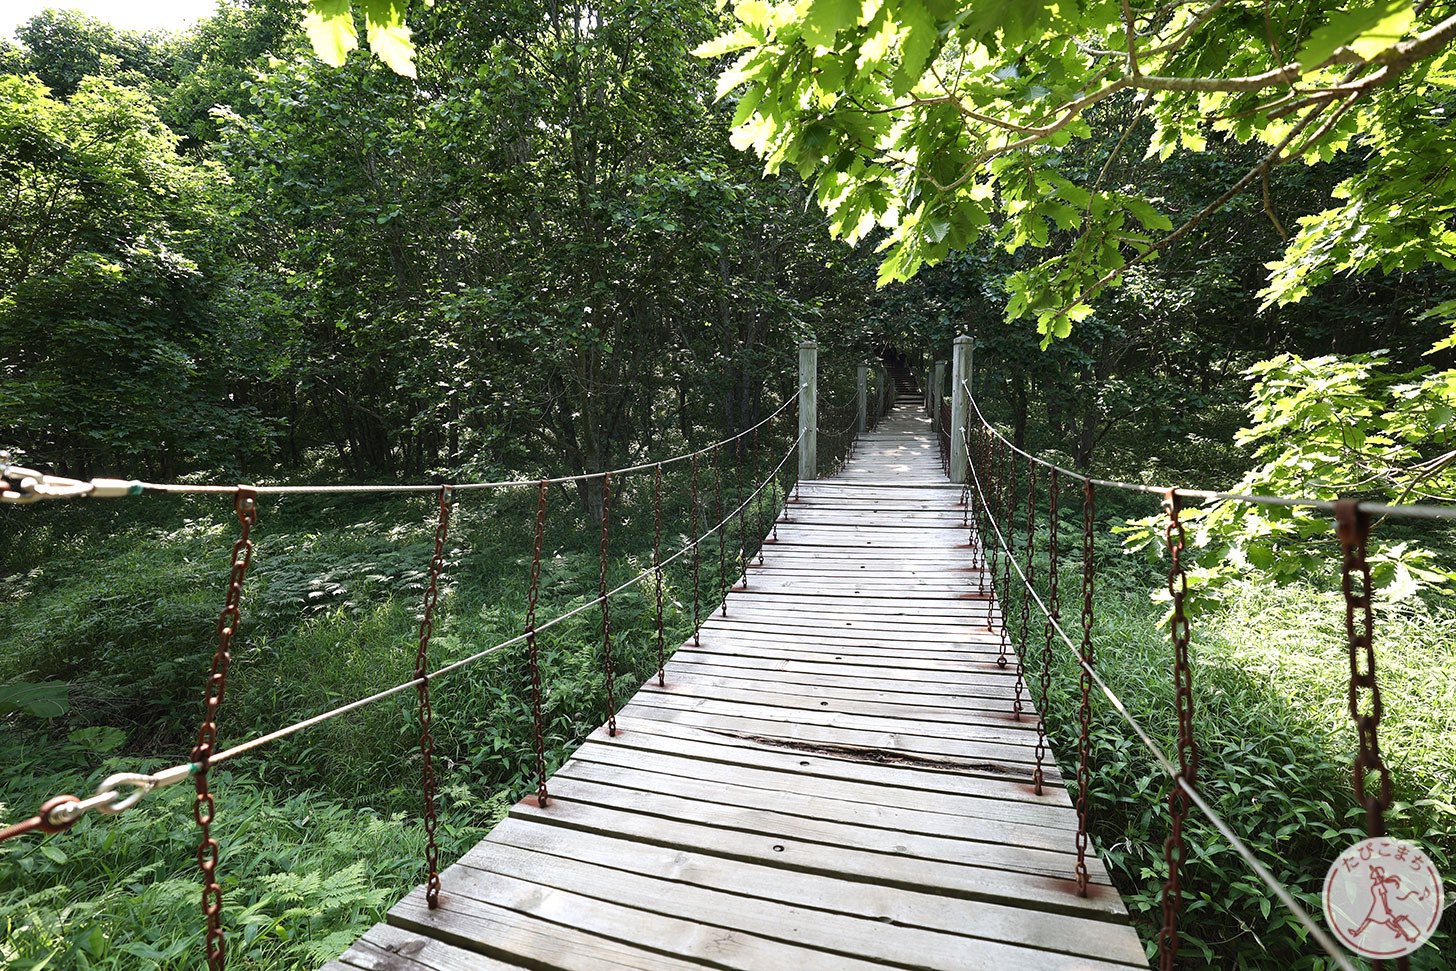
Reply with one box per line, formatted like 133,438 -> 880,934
325,396 -> 1149,971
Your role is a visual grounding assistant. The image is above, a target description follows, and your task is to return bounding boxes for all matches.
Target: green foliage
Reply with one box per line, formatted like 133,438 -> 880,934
704,0 -> 1456,337
1119,351 -> 1456,600
302,0 -> 417,76
0,448 -> 777,966
0,73 -> 272,478
1004,520 -> 1456,969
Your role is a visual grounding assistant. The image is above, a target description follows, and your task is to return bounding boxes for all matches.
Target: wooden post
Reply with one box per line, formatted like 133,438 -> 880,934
799,340 -> 817,481
951,335 -> 973,483
878,365 -> 888,417
931,360 -> 946,429
856,365 -> 868,433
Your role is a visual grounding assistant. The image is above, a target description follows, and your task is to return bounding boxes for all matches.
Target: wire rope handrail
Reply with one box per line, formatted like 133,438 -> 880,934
0,431 -> 806,838
962,379 -> 1456,522
0,394 -> 798,503
962,425 -> 1358,971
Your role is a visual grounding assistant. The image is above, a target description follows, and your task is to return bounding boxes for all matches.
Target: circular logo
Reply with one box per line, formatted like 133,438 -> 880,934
1323,837 -> 1444,958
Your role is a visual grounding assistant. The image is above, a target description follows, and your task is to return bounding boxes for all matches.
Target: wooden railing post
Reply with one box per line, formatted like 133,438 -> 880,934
856,365 -> 868,434
799,340 -> 818,481
951,335 -> 973,483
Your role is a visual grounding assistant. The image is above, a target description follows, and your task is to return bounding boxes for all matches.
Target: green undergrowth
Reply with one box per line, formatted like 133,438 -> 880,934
1011,519 -> 1456,969
0,460 -> 788,970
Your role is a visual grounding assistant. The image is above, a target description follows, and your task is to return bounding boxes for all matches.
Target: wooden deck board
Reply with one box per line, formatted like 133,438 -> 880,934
328,395 -> 1148,970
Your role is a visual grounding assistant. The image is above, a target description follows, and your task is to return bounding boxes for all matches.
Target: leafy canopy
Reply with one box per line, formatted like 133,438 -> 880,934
701,0 -> 1456,341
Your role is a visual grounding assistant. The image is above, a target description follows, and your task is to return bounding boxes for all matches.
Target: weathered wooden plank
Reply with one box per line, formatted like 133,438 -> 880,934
483,821 -> 1153,966
331,923 -> 521,970
576,721 -> 1070,811
339,398 -> 1147,971
508,797 -> 1123,918
460,826 -> 1141,971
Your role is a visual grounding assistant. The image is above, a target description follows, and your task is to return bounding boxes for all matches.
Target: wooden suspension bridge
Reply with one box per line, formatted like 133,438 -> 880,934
10,340 -> 1411,970
323,388 -> 1148,970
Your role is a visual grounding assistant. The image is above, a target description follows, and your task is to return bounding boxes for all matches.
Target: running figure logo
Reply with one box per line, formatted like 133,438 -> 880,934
1324,837 -> 1443,959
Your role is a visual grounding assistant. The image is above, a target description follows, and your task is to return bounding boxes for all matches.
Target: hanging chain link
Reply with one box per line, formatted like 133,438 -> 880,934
414,484 -> 452,908
984,433 -> 1003,634
1013,461 -> 1035,720
998,445 -> 1016,669
1159,489 -> 1201,970
735,437 -> 747,588
715,444 -> 727,616
192,487 -> 258,971
1334,501 -> 1392,839
525,481 -> 550,807
1034,469 -> 1059,794
1075,480 -> 1095,896
598,472 -> 618,737
653,464 -> 667,687
754,425 -> 767,564
691,452 -> 702,645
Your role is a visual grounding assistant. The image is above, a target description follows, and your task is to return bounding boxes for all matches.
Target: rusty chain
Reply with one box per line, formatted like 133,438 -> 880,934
414,484 -> 452,908
525,480 -> 550,807
653,464 -> 666,687
1159,489 -> 1200,970
999,445 -> 1016,669
1075,480 -> 1095,896
1034,468 -> 1059,794
192,487 -> 258,970
715,444 -> 727,616
598,471 -> 618,737
754,426 -> 766,565
985,432 -> 1003,634
1334,501 -> 1393,841
691,452 -> 702,645
1013,461 -> 1035,720
735,438 -> 747,588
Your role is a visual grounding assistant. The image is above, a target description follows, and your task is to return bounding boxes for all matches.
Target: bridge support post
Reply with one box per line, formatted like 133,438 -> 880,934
856,365 -> 868,434
799,340 -> 818,481
950,335 -> 973,482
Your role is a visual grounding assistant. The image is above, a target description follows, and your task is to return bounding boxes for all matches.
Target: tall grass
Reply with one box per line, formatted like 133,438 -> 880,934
1,456 -> 783,970
1019,521 -> 1456,969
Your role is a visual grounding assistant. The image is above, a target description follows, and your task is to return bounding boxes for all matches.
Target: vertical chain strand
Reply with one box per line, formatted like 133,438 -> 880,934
691,453 -> 702,645
998,445 -> 1016,669
1159,489 -> 1200,970
1033,469 -> 1059,794
735,436 -> 747,588
754,425 -> 766,564
599,472 -> 617,737
1334,501 -> 1392,838
653,464 -> 666,687
192,487 -> 258,971
1013,461 -> 1035,720
1075,480 -> 1095,896
716,444 -> 727,615
524,481 -> 550,806
414,484 -> 452,908
984,432 -> 1003,631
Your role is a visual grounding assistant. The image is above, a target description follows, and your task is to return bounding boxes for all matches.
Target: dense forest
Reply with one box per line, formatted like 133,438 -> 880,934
2,1 -> 1454,968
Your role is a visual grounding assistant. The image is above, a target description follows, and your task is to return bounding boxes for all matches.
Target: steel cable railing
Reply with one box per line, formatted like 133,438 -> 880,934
0,429 -> 807,845
0,394 -> 798,504
961,384 -> 1363,971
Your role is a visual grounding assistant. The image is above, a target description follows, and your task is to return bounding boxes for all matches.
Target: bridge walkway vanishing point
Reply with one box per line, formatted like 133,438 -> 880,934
326,394 -> 1149,971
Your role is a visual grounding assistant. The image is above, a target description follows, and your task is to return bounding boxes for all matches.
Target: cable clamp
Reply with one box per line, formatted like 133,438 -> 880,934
1,453 -> 142,504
